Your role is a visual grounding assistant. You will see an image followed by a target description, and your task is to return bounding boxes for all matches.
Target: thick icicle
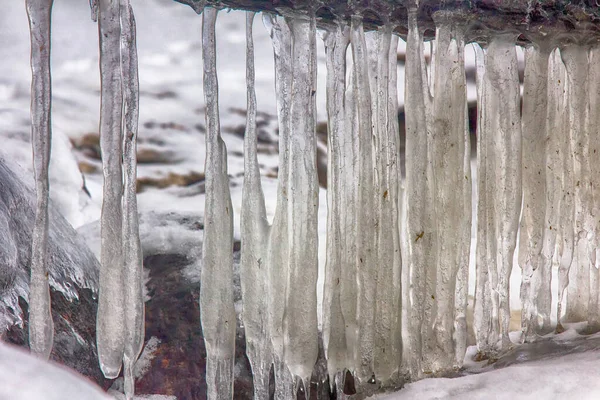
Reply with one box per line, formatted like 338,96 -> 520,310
262,14 -> 295,399
545,49 -> 568,330
200,8 -> 236,400
519,43 -> 551,340
96,0 -> 125,379
486,34 -> 522,350
120,1 -> 144,398
553,48 -> 574,329
372,24 -> 402,383
474,42 -> 496,355
240,12 -> 271,400
588,45 -> 600,331
430,13 -> 470,370
350,15 -> 377,381
322,22 -> 351,383
26,0 -> 55,360
561,44 -> 591,323
282,14 -> 319,388
404,4 -> 434,377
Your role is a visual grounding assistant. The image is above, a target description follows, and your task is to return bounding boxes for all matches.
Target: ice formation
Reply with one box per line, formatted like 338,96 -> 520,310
200,8 -> 236,400
22,0 -> 600,398
25,0 -> 55,360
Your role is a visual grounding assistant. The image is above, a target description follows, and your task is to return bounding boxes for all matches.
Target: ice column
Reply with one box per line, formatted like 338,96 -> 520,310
263,14 -> 295,399
240,12 -> 271,400
371,24 -> 402,383
474,33 -> 522,353
587,45 -> 600,331
322,21 -> 352,385
26,0 -> 55,360
200,8 -> 236,400
519,43 -> 551,340
561,44 -> 591,323
120,0 -> 144,398
282,14 -> 319,390
96,0 -> 126,378
404,5 -> 434,376
350,16 -> 377,381
430,13 -> 470,370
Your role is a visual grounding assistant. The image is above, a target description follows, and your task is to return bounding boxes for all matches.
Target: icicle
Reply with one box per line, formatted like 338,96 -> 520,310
519,43 -> 551,340
474,42 -> 496,355
388,33 -> 403,376
120,1 -> 143,398
587,45 -> 600,331
562,44 -> 591,323
97,0 -> 125,379
240,12 -> 271,400
26,0 -> 55,360
200,8 -> 236,400
372,24 -> 402,383
404,4 -> 434,377
322,21 -> 351,384
429,12 -> 470,370
486,34 -> 522,350
262,14 -> 295,399
350,15 -> 377,381
553,48 -> 574,329
282,14 -> 319,388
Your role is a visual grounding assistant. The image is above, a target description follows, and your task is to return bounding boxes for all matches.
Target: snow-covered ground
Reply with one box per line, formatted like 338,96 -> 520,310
0,0 -> 578,398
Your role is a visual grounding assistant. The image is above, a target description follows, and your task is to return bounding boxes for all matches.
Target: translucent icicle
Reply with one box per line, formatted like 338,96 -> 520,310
587,45 -> 600,331
561,45 -> 590,323
322,22 -> 351,381
350,15 -> 377,381
388,34 -> 403,376
404,5 -> 434,377
240,12 -> 271,400
430,14 -> 470,370
372,25 -> 402,383
120,1 -> 143,398
200,8 -> 236,400
262,14 -> 295,399
97,0 -> 125,379
474,42 -> 496,355
487,34 -> 522,350
553,48 -> 574,328
282,15 -> 319,387
26,0 -> 55,360
519,44 -> 551,340
545,50 -> 567,330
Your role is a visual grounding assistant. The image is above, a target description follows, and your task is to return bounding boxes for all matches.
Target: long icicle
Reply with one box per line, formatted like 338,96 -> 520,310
430,12 -> 469,370
283,14 -> 319,392
96,0 -> 125,378
240,11 -> 271,400
562,44 -> 591,323
350,15 -> 377,382
322,21 -> 351,386
200,8 -> 236,400
545,49 -> 567,332
519,43 -> 550,340
120,0 -> 144,398
26,0 -> 55,360
373,23 -> 402,384
404,3 -> 434,377
488,34 -> 522,351
474,42 -> 496,355
262,14 -> 295,399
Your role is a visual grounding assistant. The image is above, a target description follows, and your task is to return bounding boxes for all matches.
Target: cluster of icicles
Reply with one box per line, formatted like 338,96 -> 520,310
22,0 -> 600,399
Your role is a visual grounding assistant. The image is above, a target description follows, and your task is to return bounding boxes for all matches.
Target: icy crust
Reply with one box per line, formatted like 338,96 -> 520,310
0,157 -> 99,334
